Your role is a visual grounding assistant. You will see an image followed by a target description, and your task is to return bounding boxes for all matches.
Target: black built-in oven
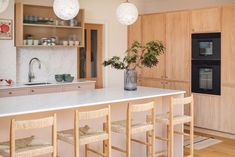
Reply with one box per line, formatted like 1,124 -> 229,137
192,33 -> 221,60
191,33 -> 221,95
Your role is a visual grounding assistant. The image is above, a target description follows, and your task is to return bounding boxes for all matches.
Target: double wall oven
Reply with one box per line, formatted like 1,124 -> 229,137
191,33 -> 221,95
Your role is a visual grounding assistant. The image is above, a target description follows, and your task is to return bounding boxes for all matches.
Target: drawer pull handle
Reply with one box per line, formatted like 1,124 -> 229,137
31,90 -> 35,92
9,92 -> 12,95
77,86 -> 81,88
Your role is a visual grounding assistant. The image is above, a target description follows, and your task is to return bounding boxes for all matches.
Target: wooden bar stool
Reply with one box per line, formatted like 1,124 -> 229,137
0,114 -> 57,157
111,102 -> 156,157
57,106 -> 111,157
149,95 -> 194,157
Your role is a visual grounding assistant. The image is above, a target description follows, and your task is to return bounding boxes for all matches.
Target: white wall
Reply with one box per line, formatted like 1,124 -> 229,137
0,0 -> 16,81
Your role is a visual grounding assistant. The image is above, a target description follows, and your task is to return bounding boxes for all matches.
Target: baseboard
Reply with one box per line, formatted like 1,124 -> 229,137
184,125 -> 235,139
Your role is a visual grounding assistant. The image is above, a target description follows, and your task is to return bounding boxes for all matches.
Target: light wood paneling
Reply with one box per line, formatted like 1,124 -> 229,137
191,7 -> 221,33
128,16 -> 142,47
220,86 -> 235,133
138,78 -> 164,89
222,6 -> 235,85
165,11 -> 191,82
0,88 -> 29,98
165,81 -> 190,96
193,93 -> 221,131
141,13 -> 166,79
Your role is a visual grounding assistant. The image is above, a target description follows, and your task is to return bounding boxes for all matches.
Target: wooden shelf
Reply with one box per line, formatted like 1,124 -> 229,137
17,45 -> 82,48
15,3 -> 85,48
23,23 -> 83,29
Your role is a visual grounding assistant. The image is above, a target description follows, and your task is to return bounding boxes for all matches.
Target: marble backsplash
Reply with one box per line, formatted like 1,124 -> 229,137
16,48 -> 77,83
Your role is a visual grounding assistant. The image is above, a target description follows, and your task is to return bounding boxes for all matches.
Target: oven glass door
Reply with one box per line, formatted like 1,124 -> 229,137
192,61 -> 221,95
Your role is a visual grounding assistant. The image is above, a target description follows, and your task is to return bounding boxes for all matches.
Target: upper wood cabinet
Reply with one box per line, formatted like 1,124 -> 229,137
191,7 -> 221,33
128,16 -> 142,47
166,11 -> 191,82
221,6 -> 235,85
141,13 -> 166,79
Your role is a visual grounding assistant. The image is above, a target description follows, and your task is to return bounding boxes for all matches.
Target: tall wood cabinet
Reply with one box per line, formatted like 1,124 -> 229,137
191,7 -> 221,33
128,16 -> 142,47
141,13 -> 166,80
165,11 -> 191,82
129,6 -> 235,135
222,6 -> 235,86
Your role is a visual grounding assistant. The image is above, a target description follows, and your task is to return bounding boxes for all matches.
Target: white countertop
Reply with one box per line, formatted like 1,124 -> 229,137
0,80 -> 96,90
0,87 -> 185,118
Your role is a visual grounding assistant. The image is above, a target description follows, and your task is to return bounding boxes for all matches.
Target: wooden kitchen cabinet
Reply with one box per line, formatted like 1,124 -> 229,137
141,13 -> 166,79
164,81 -> 190,96
0,88 -> 29,98
128,16 -> 142,47
166,11 -> 191,82
62,82 -> 95,92
193,93 -> 221,131
29,86 -> 62,95
191,7 -> 221,33
221,6 -> 235,86
138,78 -> 164,88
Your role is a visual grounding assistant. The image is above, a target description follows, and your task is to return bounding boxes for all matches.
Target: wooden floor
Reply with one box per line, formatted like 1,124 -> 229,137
185,133 -> 235,157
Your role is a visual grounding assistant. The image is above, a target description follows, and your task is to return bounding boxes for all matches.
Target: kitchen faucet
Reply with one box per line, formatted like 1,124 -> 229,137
28,57 -> 41,82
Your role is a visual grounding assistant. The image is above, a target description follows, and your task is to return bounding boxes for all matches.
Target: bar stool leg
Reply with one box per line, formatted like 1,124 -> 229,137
151,129 -> 155,157
190,121 -> 194,157
169,125 -> 174,157
146,131 -> 150,157
166,125 -> 169,157
85,144 -> 88,157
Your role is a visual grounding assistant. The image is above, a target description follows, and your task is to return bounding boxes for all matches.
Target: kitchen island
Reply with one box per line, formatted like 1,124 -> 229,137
0,87 -> 185,157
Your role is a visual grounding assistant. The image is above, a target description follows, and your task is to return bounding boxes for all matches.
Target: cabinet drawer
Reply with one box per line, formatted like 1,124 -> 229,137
29,86 -> 62,95
0,88 -> 29,97
62,83 -> 95,92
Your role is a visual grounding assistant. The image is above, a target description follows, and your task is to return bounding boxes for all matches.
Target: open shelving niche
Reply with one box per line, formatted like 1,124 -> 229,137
15,3 -> 85,48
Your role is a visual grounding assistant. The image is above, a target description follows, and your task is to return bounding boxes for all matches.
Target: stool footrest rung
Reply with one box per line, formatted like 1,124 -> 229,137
174,131 -> 190,136
155,136 -> 169,141
87,147 -> 106,157
131,138 -> 151,146
112,146 -> 127,153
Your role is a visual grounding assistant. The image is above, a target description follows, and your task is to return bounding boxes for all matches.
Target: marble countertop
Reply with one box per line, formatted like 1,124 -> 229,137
0,80 -> 96,90
0,87 -> 185,118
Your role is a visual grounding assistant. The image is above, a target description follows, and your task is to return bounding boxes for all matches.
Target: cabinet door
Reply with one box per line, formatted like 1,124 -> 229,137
141,13 -> 166,79
138,78 -> 164,88
193,93 -> 221,131
191,7 -> 221,33
222,6 -> 235,85
29,86 -> 62,95
0,88 -> 29,97
220,86 -> 235,134
166,11 -> 191,82
128,16 -> 142,47
164,81 -> 190,96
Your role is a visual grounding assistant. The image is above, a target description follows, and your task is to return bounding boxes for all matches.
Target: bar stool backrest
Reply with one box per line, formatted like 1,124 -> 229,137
10,114 -> 57,157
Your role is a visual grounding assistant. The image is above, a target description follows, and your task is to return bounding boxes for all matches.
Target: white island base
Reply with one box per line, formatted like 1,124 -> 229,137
0,87 -> 185,157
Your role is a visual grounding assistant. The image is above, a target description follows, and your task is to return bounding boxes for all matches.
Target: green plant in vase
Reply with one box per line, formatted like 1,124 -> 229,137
103,40 -> 165,90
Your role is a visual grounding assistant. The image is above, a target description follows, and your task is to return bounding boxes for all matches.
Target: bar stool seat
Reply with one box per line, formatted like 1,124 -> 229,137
111,120 -> 154,134
155,114 -> 192,125
58,126 -> 109,145
0,136 -> 53,157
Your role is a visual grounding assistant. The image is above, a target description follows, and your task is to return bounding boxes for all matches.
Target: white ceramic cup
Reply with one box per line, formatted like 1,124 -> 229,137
33,40 -> 39,45
63,41 -> 68,46
75,41 -> 80,46
27,39 -> 33,45
69,41 -> 74,46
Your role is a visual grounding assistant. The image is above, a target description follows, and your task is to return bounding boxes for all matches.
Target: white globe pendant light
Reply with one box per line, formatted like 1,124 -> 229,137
53,0 -> 80,20
116,0 -> 138,25
0,0 -> 9,14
